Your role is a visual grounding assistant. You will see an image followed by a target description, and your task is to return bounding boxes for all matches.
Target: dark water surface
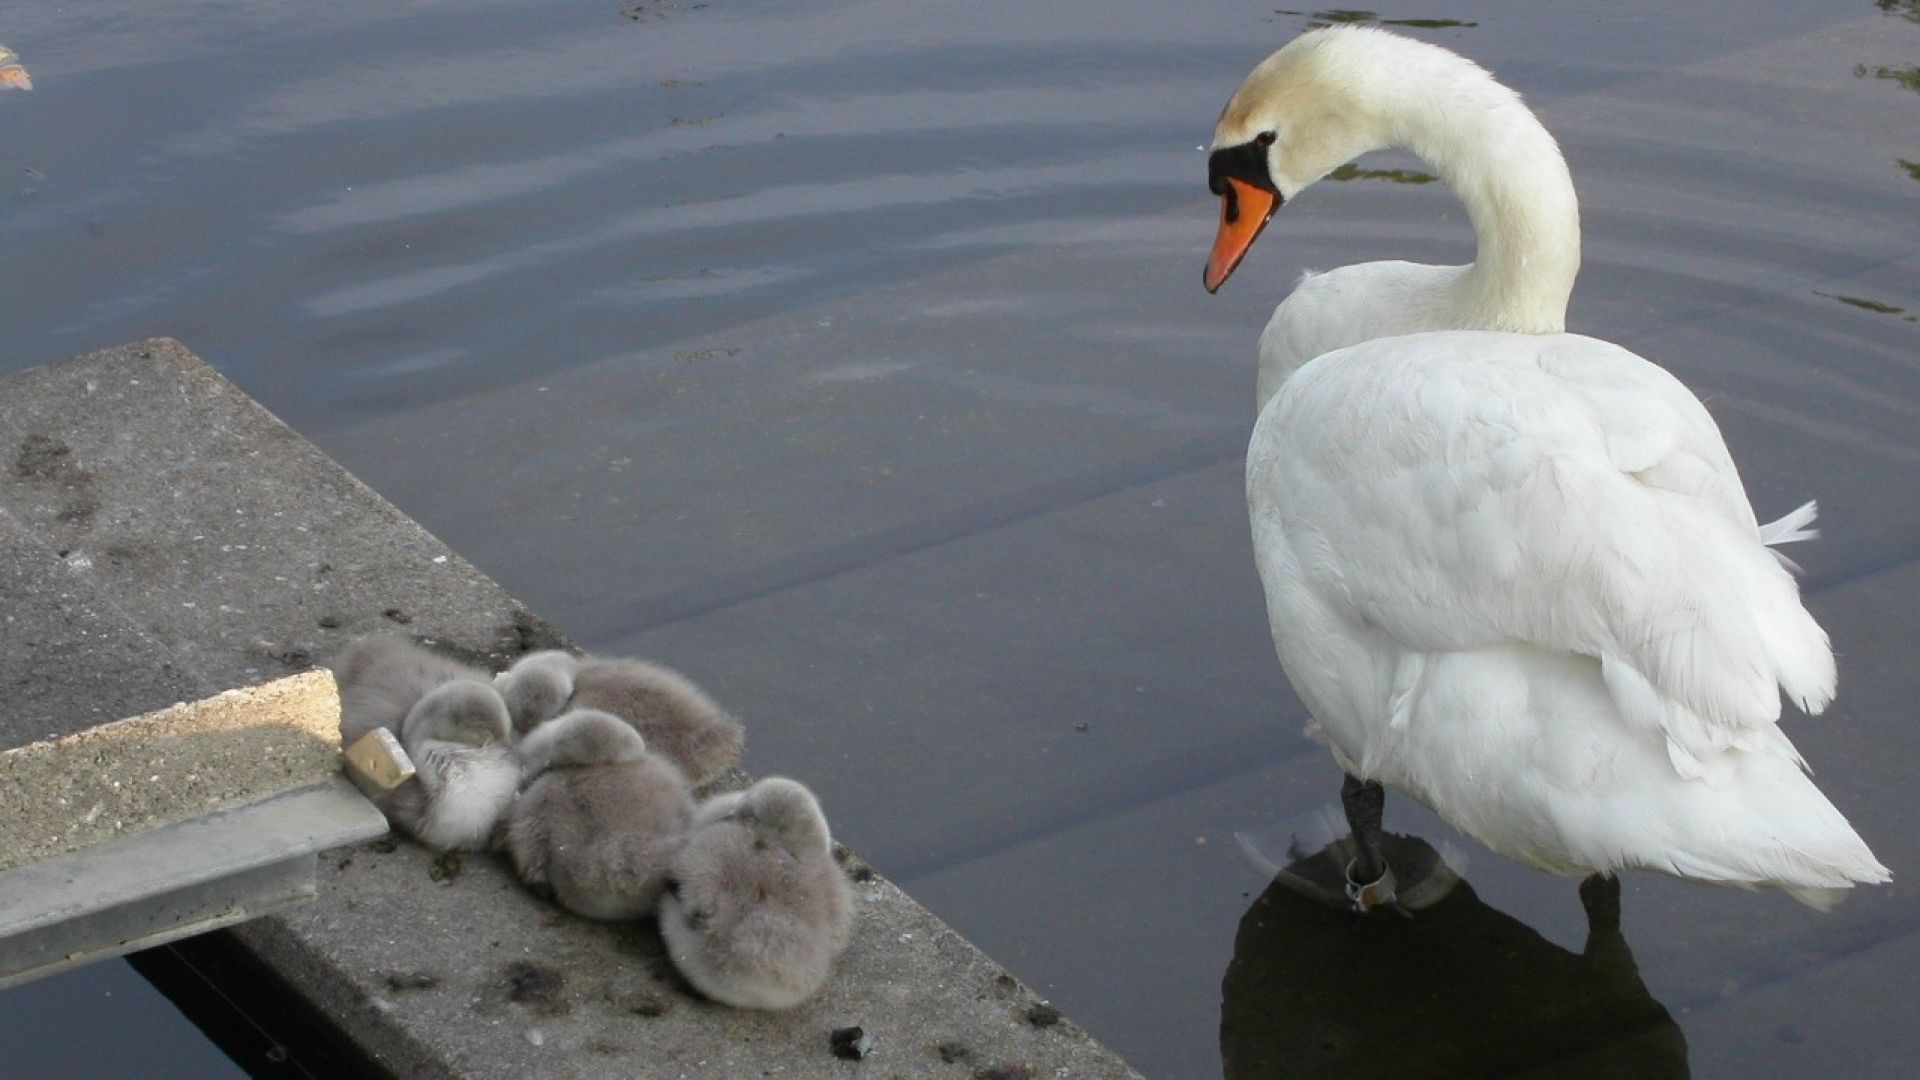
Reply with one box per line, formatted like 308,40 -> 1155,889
3,1 -> 1918,1076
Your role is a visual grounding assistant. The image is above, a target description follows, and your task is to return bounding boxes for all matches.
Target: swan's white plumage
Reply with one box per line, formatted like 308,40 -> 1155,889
1221,27 -> 1886,904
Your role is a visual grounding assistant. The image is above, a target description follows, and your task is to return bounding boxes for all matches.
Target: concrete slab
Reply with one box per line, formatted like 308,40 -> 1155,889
243,833 -> 1129,1080
0,338 -> 568,690
0,341 -> 1143,1078
0,505 -> 204,748
0,671 -> 342,872
0,777 -> 386,989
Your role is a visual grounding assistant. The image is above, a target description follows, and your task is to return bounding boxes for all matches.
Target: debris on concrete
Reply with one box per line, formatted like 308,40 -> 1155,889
830,1025 -> 873,1060
428,851 -> 462,884
382,971 -> 440,992
498,959 -> 570,1017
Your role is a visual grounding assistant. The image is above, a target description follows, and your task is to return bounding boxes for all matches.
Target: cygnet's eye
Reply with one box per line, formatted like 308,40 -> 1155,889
1255,130 -> 1276,148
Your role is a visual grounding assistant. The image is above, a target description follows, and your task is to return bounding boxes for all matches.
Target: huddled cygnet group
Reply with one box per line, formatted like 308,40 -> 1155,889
333,635 -> 854,1010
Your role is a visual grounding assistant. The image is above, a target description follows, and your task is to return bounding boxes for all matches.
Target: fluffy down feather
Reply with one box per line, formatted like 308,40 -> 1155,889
503,709 -> 692,919
658,778 -> 852,1009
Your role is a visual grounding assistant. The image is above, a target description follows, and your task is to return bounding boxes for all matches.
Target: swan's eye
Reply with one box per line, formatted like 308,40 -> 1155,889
1255,131 -> 1276,148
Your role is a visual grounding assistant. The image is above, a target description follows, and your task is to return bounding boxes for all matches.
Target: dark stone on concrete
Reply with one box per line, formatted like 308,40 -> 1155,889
829,1025 -> 872,1060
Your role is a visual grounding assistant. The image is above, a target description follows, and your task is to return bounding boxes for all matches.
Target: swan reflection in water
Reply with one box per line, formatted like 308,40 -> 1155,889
1220,833 -> 1689,1079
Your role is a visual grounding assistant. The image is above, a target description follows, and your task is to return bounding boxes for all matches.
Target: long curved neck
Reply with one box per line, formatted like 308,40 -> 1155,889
1385,74 -> 1580,331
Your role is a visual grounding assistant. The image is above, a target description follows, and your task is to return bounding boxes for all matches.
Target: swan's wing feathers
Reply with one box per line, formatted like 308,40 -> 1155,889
1536,344 -> 1754,528
1258,333 -> 1833,769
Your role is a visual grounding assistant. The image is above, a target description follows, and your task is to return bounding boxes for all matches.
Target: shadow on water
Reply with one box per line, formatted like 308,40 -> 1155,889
1220,835 -> 1689,1080
1274,10 -> 1479,30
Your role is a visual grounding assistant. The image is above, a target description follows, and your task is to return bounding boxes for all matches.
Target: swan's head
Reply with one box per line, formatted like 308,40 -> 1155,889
1206,27 -> 1449,292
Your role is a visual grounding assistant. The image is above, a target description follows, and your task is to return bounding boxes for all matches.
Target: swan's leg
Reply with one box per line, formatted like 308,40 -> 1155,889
1578,873 -> 1621,934
1341,775 -> 1397,913
1578,873 -> 1633,969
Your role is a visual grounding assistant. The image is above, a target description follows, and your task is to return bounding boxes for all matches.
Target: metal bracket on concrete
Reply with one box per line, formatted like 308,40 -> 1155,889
0,777 -> 387,990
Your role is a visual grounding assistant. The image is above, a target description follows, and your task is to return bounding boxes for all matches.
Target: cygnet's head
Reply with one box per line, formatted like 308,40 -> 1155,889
738,778 -> 832,855
517,708 -> 649,776
403,681 -> 512,748
501,650 -> 580,734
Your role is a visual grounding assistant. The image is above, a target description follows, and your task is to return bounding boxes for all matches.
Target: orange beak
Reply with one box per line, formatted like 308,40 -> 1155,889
1203,178 -> 1278,293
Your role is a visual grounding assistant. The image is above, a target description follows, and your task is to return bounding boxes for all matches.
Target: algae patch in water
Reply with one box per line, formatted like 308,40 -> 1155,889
1854,64 -> 1920,94
1276,9 -> 1478,29
1327,163 -> 1439,184
1900,158 -> 1920,182
1815,290 -> 1920,322
1877,0 -> 1920,25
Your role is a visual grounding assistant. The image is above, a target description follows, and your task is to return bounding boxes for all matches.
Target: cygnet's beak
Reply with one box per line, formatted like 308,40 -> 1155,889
1204,177 -> 1279,293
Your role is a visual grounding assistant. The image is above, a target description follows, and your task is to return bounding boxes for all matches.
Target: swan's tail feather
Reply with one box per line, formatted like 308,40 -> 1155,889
1759,499 -> 1819,574
1661,841 -> 1887,910
1648,758 -> 1891,909
1746,499 -> 1837,715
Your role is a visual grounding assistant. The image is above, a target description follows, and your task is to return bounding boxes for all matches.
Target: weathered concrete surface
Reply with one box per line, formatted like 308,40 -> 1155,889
0,505 -> 203,748
0,339 -> 558,691
0,777 -> 385,989
0,671 -> 341,872
0,340 -> 1141,1078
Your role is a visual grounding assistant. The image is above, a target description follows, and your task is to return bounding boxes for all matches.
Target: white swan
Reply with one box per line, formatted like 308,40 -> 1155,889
1205,27 -> 1887,909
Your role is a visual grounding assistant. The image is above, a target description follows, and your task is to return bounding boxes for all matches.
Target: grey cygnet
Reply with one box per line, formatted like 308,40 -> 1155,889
334,635 -> 491,747
658,778 -> 853,1010
496,649 -> 581,735
503,709 -> 694,920
392,680 -> 520,852
567,657 -> 745,786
